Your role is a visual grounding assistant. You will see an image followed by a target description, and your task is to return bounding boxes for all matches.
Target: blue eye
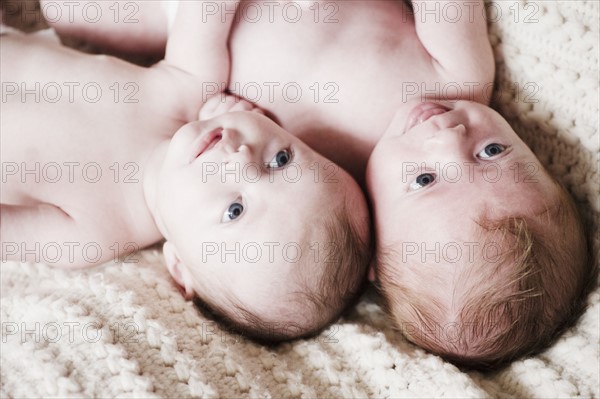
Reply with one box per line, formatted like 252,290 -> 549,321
478,143 -> 506,158
267,149 -> 292,169
222,202 -> 244,222
410,173 -> 436,190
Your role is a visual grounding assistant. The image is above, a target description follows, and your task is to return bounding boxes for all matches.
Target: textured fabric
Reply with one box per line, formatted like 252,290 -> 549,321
1,1 -> 599,397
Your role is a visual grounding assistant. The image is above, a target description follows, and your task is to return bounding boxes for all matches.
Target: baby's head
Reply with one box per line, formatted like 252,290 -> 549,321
367,100 -> 590,369
153,111 -> 371,340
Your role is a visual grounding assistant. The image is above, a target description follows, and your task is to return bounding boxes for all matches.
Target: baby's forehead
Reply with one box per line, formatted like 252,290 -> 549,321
213,209 -> 326,265
204,245 -> 319,314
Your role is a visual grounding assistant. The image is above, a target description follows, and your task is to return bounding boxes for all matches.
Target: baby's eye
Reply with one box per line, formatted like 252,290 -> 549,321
478,143 -> 506,158
267,149 -> 292,169
410,173 -> 436,190
222,201 -> 244,222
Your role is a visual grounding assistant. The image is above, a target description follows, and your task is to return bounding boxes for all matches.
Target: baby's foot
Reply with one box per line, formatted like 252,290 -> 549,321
199,94 -> 263,120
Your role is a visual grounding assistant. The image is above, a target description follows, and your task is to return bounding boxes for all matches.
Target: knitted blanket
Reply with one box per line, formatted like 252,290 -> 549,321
1,1 -> 598,397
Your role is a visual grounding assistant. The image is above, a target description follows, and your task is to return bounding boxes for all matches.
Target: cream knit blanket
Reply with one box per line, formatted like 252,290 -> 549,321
1,1 -> 598,397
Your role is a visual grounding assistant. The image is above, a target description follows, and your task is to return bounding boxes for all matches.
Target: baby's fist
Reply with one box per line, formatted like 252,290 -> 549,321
199,94 -> 263,120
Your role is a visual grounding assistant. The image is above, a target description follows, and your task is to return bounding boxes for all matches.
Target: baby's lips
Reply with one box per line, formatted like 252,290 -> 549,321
189,127 -> 224,164
404,102 -> 451,132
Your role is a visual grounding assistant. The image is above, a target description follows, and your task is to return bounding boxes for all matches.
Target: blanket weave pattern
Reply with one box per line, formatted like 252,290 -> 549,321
1,1 -> 599,397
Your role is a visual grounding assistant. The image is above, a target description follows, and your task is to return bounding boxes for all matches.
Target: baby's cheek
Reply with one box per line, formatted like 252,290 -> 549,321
368,167 -> 403,210
365,153 -> 387,193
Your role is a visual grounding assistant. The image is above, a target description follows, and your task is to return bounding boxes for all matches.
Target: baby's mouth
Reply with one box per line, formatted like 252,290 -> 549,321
404,102 -> 451,132
191,128 -> 223,162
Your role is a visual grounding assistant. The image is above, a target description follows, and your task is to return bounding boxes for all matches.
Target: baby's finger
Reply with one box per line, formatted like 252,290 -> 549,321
230,99 -> 255,113
198,95 -> 223,120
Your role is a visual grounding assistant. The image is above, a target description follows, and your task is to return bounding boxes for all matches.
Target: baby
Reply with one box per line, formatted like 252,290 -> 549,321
34,0 -> 592,367
0,9 -> 372,341
367,100 -> 590,369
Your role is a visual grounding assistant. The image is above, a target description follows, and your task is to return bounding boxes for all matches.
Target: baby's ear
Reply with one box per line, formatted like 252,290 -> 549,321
163,241 -> 195,300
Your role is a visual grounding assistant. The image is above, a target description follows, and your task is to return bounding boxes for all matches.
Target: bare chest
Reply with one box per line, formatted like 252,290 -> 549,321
0,36 -> 179,213
229,0 -> 441,181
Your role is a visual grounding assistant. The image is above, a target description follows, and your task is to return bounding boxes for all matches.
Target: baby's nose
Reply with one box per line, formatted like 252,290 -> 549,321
424,124 -> 467,148
220,129 -> 258,165
437,123 -> 467,138
424,125 -> 467,156
218,128 -> 239,152
225,143 -> 254,167
236,144 -> 252,160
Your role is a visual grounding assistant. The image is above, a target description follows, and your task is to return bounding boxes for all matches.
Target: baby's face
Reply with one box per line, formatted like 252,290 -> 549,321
156,111 -> 353,313
367,101 -> 557,266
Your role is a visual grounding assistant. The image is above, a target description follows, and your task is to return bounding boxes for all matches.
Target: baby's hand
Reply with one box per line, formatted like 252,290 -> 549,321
199,94 -> 264,120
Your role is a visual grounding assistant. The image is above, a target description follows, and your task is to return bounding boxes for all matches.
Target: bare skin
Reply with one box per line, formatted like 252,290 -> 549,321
0,34 -> 189,264
1,0 -> 492,268
41,0 -> 494,182
33,2 -> 584,363
0,30 -> 364,269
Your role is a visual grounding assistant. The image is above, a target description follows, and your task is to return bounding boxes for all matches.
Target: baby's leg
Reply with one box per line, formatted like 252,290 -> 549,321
40,0 -> 168,57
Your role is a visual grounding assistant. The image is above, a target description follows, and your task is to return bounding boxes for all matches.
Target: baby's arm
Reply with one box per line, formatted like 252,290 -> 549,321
1,204 -> 121,268
410,0 -> 494,85
40,0 -> 168,58
164,1 -> 240,91
1,204 -> 72,266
